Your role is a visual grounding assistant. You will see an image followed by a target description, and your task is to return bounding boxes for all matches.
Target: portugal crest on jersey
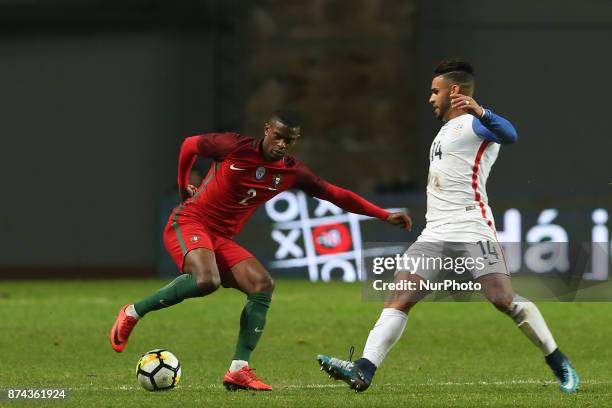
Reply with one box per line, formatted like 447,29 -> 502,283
272,174 -> 282,189
256,166 -> 266,180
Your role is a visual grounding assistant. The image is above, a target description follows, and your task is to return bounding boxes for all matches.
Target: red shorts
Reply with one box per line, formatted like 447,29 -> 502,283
163,212 -> 254,273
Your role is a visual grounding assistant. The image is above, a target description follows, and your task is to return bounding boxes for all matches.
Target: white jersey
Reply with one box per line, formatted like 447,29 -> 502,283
425,113 -> 499,232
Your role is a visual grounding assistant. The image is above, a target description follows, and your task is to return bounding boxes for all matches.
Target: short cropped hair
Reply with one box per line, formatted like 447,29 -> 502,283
270,109 -> 302,129
434,58 -> 475,93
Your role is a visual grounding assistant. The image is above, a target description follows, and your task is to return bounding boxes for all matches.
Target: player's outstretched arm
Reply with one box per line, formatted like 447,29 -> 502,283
294,163 -> 412,230
450,93 -> 518,144
315,183 -> 412,231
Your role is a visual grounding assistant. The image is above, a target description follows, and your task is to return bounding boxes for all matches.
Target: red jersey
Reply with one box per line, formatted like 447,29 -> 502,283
176,132 -> 389,237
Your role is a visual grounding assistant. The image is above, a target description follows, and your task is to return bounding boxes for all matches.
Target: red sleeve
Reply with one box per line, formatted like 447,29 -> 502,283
177,133 -> 243,188
294,162 -> 390,220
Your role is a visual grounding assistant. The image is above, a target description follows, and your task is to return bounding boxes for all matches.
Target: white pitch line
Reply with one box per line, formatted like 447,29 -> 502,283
66,379 -> 612,392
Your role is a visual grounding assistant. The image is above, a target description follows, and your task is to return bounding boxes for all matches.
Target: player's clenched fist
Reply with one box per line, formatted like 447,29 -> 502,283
386,211 -> 412,231
450,93 -> 485,118
179,184 -> 198,201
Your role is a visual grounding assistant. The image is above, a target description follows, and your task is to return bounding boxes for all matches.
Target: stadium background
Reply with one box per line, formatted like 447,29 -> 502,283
1,0 -> 610,281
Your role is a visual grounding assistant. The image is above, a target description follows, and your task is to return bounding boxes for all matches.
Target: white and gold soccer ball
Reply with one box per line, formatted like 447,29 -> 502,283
136,349 -> 181,391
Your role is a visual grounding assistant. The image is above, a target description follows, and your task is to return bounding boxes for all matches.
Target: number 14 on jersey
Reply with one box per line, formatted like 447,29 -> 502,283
430,141 -> 442,161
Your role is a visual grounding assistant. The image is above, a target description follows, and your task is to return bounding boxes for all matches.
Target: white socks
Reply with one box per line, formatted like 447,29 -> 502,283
359,296 -> 556,370
506,295 -> 557,355
362,308 -> 408,367
229,360 -> 249,372
125,304 -> 140,319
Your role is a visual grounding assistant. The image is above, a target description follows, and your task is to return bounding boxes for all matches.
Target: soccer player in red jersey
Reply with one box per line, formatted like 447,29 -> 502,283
109,110 -> 412,391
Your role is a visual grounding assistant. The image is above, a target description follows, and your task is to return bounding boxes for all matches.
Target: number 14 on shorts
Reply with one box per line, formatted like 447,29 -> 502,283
477,241 -> 501,263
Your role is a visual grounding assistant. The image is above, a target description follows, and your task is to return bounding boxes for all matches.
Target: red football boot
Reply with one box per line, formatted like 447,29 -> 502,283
223,366 -> 272,391
109,304 -> 139,353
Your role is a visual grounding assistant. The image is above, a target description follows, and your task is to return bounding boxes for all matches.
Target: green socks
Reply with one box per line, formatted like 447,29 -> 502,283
233,292 -> 272,361
133,279 -> 272,363
133,274 -> 204,317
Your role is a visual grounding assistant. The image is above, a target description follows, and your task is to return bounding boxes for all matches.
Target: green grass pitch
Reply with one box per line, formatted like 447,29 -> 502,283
1,279 -> 611,407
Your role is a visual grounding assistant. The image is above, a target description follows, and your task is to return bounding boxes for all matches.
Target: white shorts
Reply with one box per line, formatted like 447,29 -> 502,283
418,218 -> 498,243
397,219 -> 509,281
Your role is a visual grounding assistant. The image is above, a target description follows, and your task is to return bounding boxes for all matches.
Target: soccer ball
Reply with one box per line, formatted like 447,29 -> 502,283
136,349 -> 181,391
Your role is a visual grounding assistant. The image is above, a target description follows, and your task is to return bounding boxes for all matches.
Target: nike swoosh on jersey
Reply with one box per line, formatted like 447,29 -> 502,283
229,164 -> 246,171
267,187 -> 278,191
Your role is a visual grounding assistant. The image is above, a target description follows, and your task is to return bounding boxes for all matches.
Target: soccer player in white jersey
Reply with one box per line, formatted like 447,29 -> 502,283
317,58 -> 579,393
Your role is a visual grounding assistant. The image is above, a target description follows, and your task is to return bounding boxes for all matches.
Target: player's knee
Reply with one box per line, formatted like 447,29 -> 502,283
384,300 -> 417,314
185,263 -> 221,294
194,271 -> 221,293
488,292 -> 513,312
183,253 -> 221,294
254,274 -> 275,293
